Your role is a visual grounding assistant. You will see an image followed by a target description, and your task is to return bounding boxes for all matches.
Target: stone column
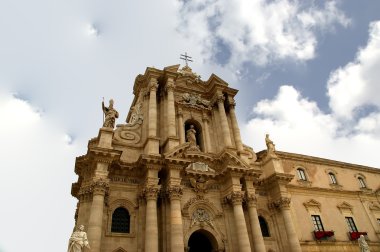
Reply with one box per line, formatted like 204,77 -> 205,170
178,108 -> 185,144
166,79 -> 176,137
168,186 -> 185,252
148,78 -> 158,137
276,197 -> 302,252
216,94 -> 232,147
87,180 -> 109,252
229,101 -> 243,152
144,186 -> 160,252
228,192 -> 252,252
246,194 -> 266,252
202,112 -> 211,152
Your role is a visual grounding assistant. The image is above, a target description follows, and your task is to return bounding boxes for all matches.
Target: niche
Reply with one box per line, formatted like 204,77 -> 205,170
184,120 -> 204,152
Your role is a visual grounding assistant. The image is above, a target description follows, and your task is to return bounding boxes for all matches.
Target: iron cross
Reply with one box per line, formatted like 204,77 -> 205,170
180,52 -> 193,66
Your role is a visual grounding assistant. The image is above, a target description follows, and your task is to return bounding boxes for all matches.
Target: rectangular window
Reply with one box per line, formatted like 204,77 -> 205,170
345,217 -> 358,232
311,215 -> 324,231
329,173 -> 337,184
297,169 -> 307,181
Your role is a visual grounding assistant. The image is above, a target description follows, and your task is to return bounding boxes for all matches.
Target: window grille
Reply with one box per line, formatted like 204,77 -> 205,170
328,173 -> 337,184
345,217 -> 358,232
111,207 -> 130,233
358,177 -> 366,188
311,215 -> 324,231
297,168 -> 307,181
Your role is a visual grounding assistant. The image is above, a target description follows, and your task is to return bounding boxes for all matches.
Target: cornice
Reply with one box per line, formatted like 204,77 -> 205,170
287,184 -> 379,198
258,150 -> 380,172
261,172 -> 294,187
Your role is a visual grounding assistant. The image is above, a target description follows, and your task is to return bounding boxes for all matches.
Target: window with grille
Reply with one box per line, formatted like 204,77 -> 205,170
358,177 -> 366,188
259,216 -> 270,237
345,217 -> 358,232
328,173 -> 337,184
297,168 -> 307,181
111,207 -> 130,233
311,215 -> 324,231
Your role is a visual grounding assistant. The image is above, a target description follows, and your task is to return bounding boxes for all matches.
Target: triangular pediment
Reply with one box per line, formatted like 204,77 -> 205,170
303,199 -> 321,211
337,201 -> 353,210
112,247 -> 127,252
164,64 -> 180,73
217,150 -> 250,170
205,73 -> 229,87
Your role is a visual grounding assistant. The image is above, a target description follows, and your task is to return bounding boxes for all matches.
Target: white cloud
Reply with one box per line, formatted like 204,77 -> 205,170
178,0 -> 350,68
328,21 -> 380,119
0,91 -> 81,251
242,85 -> 380,167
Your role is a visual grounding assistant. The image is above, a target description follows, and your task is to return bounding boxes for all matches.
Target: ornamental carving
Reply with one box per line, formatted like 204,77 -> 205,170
149,79 -> 158,92
186,162 -> 215,173
225,191 -> 245,205
178,93 -> 211,110
189,176 -> 217,194
178,65 -> 201,83
92,178 -> 110,195
167,186 -> 183,199
269,197 -> 291,209
245,193 -> 258,207
143,186 -> 160,200
191,208 -> 215,229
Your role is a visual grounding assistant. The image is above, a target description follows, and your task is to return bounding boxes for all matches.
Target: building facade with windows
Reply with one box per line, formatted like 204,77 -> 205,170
71,65 -> 380,252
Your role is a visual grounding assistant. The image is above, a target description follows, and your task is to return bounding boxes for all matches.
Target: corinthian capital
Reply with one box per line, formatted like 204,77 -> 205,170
245,193 -> 258,207
149,79 -> 159,92
143,185 -> 160,200
270,197 -> 291,210
167,185 -> 183,200
91,178 -> 109,195
165,79 -> 175,92
225,191 -> 244,205
216,94 -> 225,104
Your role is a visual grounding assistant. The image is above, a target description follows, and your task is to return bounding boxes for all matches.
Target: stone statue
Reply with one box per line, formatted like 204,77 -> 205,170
186,125 -> 197,147
358,235 -> 370,252
102,99 -> 119,128
67,225 -> 91,252
265,134 -> 276,153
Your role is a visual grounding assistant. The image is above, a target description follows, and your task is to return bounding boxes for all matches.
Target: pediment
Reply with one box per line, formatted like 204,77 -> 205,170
369,202 -> 380,212
337,201 -> 353,215
112,247 -> 127,252
337,201 -> 353,210
303,199 -> 321,212
205,73 -> 229,87
164,64 -> 180,73
217,150 -> 250,170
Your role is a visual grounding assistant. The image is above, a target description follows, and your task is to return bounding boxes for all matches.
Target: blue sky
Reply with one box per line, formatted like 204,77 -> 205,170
0,0 -> 380,251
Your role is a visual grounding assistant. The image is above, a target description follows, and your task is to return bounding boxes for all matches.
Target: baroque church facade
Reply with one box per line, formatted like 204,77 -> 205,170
71,64 -> 380,252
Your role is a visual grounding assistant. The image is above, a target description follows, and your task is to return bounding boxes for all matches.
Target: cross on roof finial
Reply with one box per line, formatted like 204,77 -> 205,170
180,52 -> 193,66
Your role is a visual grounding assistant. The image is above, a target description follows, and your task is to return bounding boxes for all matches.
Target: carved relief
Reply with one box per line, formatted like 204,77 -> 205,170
191,208 -> 215,229
178,93 -> 211,110
189,176 -> 217,193
114,101 -> 143,145
167,186 -> 183,200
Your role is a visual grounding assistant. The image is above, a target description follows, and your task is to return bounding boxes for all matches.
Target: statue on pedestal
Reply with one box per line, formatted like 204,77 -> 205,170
67,225 -> 91,252
102,99 -> 119,128
265,134 -> 276,153
186,125 -> 200,151
358,235 -> 370,252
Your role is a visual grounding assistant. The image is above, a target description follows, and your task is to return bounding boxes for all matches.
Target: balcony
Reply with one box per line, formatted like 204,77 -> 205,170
313,230 -> 334,240
349,231 -> 367,240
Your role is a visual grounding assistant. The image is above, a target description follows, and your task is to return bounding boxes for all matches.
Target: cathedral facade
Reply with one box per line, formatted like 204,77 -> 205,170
71,65 -> 380,252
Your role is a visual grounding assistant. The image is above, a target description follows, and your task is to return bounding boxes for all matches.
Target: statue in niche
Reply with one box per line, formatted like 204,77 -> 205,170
358,235 -> 370,252
67,225 -> 91,252
102,99 -> 119,128
265,134 -> 276,153
186,125 -> 200,151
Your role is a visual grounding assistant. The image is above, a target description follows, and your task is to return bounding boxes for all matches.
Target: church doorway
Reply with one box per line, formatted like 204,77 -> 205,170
188,230 -> 216,252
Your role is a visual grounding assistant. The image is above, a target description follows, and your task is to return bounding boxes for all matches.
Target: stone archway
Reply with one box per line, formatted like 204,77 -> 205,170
187,229 -> 218,252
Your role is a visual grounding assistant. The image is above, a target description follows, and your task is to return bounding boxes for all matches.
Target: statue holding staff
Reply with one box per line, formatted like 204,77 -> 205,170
102,99 -> 119,128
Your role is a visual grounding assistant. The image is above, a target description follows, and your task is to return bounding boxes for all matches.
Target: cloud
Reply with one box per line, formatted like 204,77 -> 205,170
0,91 -> 80,251
178,0 -> 350,68
328,21 -> 380,120
241,21 -> 380,168
242,85 -> 380,167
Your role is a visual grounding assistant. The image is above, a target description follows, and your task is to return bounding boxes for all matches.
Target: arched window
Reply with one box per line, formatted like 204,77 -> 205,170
358,177 -> 366,188
258,216 -> 270,237
328,172 -> 337,184
111,207 -> 130,233
297,168 -> 307,181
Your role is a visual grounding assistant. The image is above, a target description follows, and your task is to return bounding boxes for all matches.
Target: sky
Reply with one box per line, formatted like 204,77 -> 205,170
0,0 -> 380,251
